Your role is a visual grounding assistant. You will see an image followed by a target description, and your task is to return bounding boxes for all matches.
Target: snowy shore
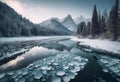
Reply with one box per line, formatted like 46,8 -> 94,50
71,37 -> 120,56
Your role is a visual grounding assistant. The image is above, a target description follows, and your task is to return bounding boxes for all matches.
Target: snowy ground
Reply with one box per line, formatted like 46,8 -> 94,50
0,36 -> 72,43
71,37 -> 120,55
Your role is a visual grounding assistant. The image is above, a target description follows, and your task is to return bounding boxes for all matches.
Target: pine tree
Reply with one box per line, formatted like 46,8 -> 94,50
100,10 -> 108,34
117,0 -> 120,37
107,0 -> 119,40
91,5 -> 99,38
76,25 -> 81,35
86,21 -> 92,35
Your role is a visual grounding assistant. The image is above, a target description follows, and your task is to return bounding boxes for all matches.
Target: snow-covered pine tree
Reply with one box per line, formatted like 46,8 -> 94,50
107,0 -> 119,41
91,5 -> 99,38
100,11 -> 107,34
86,21 -> 92,35
117,0 -> 120,39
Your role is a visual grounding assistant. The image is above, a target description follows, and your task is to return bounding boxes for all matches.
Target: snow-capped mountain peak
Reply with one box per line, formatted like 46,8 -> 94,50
74,16 -> 91,25
39,18 -> 73,34
60,14 -> 77,32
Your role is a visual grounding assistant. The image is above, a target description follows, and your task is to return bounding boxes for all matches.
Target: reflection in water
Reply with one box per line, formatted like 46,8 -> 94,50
0,46 -> 59,73
0,56 -> 24,69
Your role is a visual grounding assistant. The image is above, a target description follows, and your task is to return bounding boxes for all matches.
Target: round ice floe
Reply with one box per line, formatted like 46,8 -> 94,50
18,77 -> 25,82
35,64 -> 39,68
110,67 -> 120,73
29,77 -> 34,82
47,62 -> 51,65
103,69 -> 108,73
63,75 -> 71,82
100,59 -> 108,64
22,71 -> 28,75
73,62 -> 80,66
0,73 -> 5,79
68,62 -> 74,66
34,73 -> 42,79
80,62 -> 86,66
74,56 -> 81,61
56,71 -> 65,76
74,67 -> 81,72
17,70 -> 22,74
7,72 -> 14,75
12,72 -> 18,79
70,69 -> 77,73
63,66 -> 69,70
42,70 -> 47,75
51,77 -> 61,82
41,65 -> 52,70
69,74 -> 75,79
51,59 -> 55,63
53,62 -> 58,66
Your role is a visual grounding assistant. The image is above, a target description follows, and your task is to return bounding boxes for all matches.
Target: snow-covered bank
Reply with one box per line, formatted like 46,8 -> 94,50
71,37 -> 120,55
0,36 -> 73,43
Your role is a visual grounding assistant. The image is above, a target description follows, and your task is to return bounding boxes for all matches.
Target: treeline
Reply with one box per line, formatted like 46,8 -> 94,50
77,0 -> 120,41
0,1 -> 71,37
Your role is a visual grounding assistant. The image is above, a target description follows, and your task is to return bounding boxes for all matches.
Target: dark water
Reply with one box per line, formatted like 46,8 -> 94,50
70,48 -> 118,82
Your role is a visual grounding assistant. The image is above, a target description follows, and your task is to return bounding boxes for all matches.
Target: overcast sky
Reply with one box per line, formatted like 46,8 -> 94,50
0,0 -> 118,23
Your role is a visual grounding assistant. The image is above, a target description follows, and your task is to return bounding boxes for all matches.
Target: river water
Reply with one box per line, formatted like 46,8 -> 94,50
0,38 -> 119,82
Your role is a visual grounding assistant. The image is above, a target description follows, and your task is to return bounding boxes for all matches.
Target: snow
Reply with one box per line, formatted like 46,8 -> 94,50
0,36 -> 72,43
0,36 -> 50,43
74,16 -> 91,25
61,14 -> 77,32
71,37 -> 120,55
39,18 -> 73,34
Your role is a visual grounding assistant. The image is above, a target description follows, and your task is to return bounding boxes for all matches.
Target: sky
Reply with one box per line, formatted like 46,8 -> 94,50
0,0 -> 118,23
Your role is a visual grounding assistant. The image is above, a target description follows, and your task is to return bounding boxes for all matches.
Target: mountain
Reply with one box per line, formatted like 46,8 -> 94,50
74,16 -> 91,25
40,18 -> 73,35
0,1 -> 72,37
60,15 -> 77,32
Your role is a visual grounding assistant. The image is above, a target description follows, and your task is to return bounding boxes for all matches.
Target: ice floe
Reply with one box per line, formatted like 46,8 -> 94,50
98,56 -> 120,76
56,71 -> 65,76
0,50 -> 88,82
